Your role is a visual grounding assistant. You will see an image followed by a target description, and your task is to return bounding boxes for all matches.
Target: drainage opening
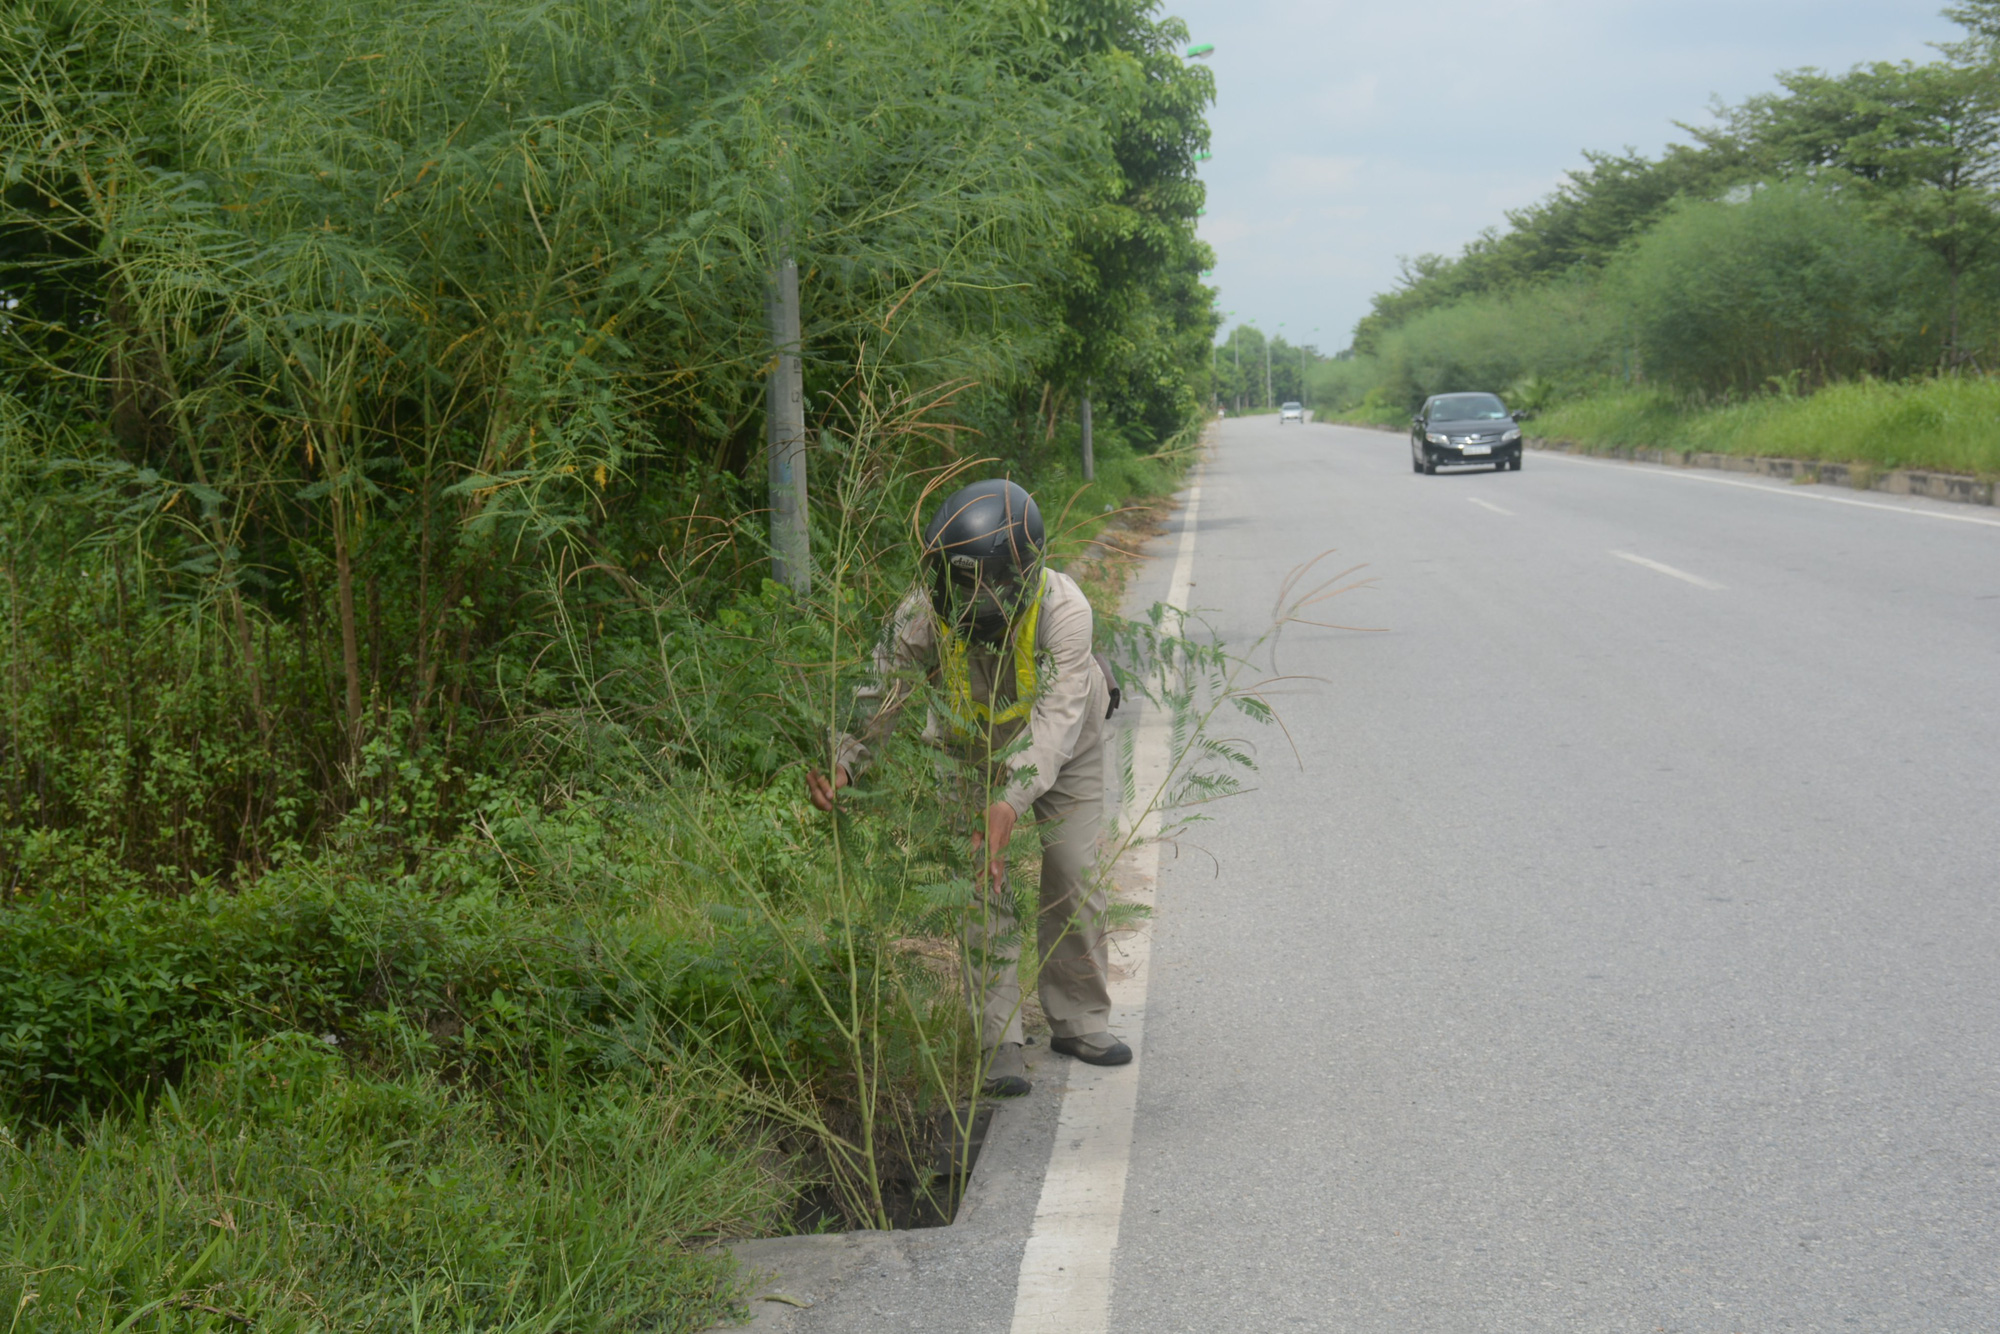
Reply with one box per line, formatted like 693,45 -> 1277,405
791,1104 -> 995,1231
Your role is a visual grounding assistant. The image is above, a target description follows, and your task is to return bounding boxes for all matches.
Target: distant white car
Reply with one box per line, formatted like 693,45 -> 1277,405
1279,401 -> 1304,424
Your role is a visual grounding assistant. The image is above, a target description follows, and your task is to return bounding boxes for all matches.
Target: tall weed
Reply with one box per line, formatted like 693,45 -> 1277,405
1534,376 -> 2000,474
0,1048 -> 777,1333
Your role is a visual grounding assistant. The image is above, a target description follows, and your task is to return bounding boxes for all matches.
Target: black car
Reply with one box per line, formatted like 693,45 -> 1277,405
1410,392 -> 1525,473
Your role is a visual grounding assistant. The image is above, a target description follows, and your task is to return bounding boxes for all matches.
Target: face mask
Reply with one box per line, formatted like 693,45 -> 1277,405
947,567 -> 1027,645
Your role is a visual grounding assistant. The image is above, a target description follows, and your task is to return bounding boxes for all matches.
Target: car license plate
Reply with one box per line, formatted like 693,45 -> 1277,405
1462,444 -> 1491,455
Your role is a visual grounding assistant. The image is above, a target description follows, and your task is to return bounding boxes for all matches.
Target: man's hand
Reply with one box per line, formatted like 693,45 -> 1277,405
970,800 -> 1018,899
805,765 -> 850,812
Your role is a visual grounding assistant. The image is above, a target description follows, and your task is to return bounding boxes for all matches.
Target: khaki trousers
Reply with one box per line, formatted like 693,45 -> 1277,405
961,734 -> 1111,1048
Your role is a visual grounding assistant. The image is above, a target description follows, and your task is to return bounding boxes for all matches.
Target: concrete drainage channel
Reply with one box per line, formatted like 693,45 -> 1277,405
786,1105 -> 997,1235
707,1060 -> 1072,1331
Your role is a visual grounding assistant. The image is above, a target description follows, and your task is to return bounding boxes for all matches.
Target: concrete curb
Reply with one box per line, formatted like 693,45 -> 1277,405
1317,417 -> 1997,509
1528,437 -> 1995,507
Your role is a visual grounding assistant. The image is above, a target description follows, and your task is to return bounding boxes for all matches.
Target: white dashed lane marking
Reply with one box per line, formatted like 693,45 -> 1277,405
1466,497 -> 1514,515
1610,549 -> 1725,590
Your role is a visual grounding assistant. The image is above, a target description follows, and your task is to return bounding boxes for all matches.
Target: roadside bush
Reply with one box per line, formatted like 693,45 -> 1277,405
1611,184 -> 1945,395
1308,356 -> 1390,420
1372,278 -> 1617,410
0,857 -> 529,1118
0,798 -> 930,1122
1313,280 -> 1616,416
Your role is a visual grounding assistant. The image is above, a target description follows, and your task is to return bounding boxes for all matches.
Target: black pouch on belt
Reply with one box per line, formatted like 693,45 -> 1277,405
1094,652 -> 1122,718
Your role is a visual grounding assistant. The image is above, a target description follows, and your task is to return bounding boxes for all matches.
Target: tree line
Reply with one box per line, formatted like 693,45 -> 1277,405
0,0 -> 1217,893
1318,1 -> 2000,415
1212,324 -> 1324,411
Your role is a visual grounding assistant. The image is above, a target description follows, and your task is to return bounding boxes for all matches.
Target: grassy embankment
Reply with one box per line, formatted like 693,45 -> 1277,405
1529,378 -> 2000,477
1321,377 -> 2000,479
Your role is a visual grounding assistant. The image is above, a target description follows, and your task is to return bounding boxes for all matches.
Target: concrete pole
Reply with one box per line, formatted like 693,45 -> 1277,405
1079,386 -> 1095,482
1263,336 -> 1272,410
766,257 -> 809,594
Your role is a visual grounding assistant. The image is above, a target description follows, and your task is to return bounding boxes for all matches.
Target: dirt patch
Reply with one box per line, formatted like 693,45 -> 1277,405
1062,490 -> 1179,624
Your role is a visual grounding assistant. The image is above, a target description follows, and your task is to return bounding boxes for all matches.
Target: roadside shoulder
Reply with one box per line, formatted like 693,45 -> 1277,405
1530,437 -> 1995,508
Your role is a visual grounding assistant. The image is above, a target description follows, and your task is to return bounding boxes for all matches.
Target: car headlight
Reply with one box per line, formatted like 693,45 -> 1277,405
1502,427 -> 1521,442
1426,432 -> 1448,445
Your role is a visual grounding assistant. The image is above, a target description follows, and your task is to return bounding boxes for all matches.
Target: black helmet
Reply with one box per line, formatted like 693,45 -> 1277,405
921,479 -> 1044,643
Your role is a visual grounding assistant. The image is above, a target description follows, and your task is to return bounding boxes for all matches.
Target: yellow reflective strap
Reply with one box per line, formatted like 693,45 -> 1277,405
936,569 -> 1045,735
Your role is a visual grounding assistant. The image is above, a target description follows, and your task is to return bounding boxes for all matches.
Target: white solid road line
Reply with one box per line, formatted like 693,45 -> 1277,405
1466,497 -> 1514,515
1537,448 -> 2000,529
1008,478 -> 1201,1334
1610,549 -> 1725,590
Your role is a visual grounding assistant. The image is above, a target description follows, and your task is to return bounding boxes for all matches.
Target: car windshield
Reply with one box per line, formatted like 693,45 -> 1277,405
1430,393 -> 1508,422
1281,402 -> 1301,410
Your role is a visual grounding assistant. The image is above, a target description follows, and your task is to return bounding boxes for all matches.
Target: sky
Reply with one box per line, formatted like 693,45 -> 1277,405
1175,0 -> 1967,352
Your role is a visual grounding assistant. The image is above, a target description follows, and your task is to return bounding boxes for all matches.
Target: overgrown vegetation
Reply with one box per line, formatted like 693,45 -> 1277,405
0,0 -> 1223,1327
1533,376 -> 2000,475
1314,1 -> 2000,475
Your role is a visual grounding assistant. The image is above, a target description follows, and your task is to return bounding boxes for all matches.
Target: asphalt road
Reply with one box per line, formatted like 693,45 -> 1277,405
1110,418 -> 2000,1331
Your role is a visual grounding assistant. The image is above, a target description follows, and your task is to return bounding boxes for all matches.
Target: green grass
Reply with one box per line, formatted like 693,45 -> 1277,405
1533,377 -> 2000,476
0,1043 -> 779,1333
0,772 -> 983,1331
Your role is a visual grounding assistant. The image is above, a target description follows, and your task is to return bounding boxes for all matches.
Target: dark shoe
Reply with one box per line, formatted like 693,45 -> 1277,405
1050,1032 -> 1132,1066
981,1041 -> 1032,1097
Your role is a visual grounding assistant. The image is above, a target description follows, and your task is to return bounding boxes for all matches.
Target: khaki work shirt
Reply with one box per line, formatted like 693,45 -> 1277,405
833,569 -> 1108,816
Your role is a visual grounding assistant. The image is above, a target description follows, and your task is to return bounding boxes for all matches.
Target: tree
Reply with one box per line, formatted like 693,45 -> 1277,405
1348,141 -> 1751,355
1613,184 -> 1941,394
0,0 -> 1218,878
1035,0 -> 1218,444
1726,58 -> 2000,364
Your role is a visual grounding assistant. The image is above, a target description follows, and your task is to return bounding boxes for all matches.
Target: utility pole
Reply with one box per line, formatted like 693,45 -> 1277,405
1263,333 -> 1272,409
1232,334 -> 1241,414
762,10 -> 809,595
766,257 -> 809,594
1277,322 -> 1287,406
1079,382 -> 1095,482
